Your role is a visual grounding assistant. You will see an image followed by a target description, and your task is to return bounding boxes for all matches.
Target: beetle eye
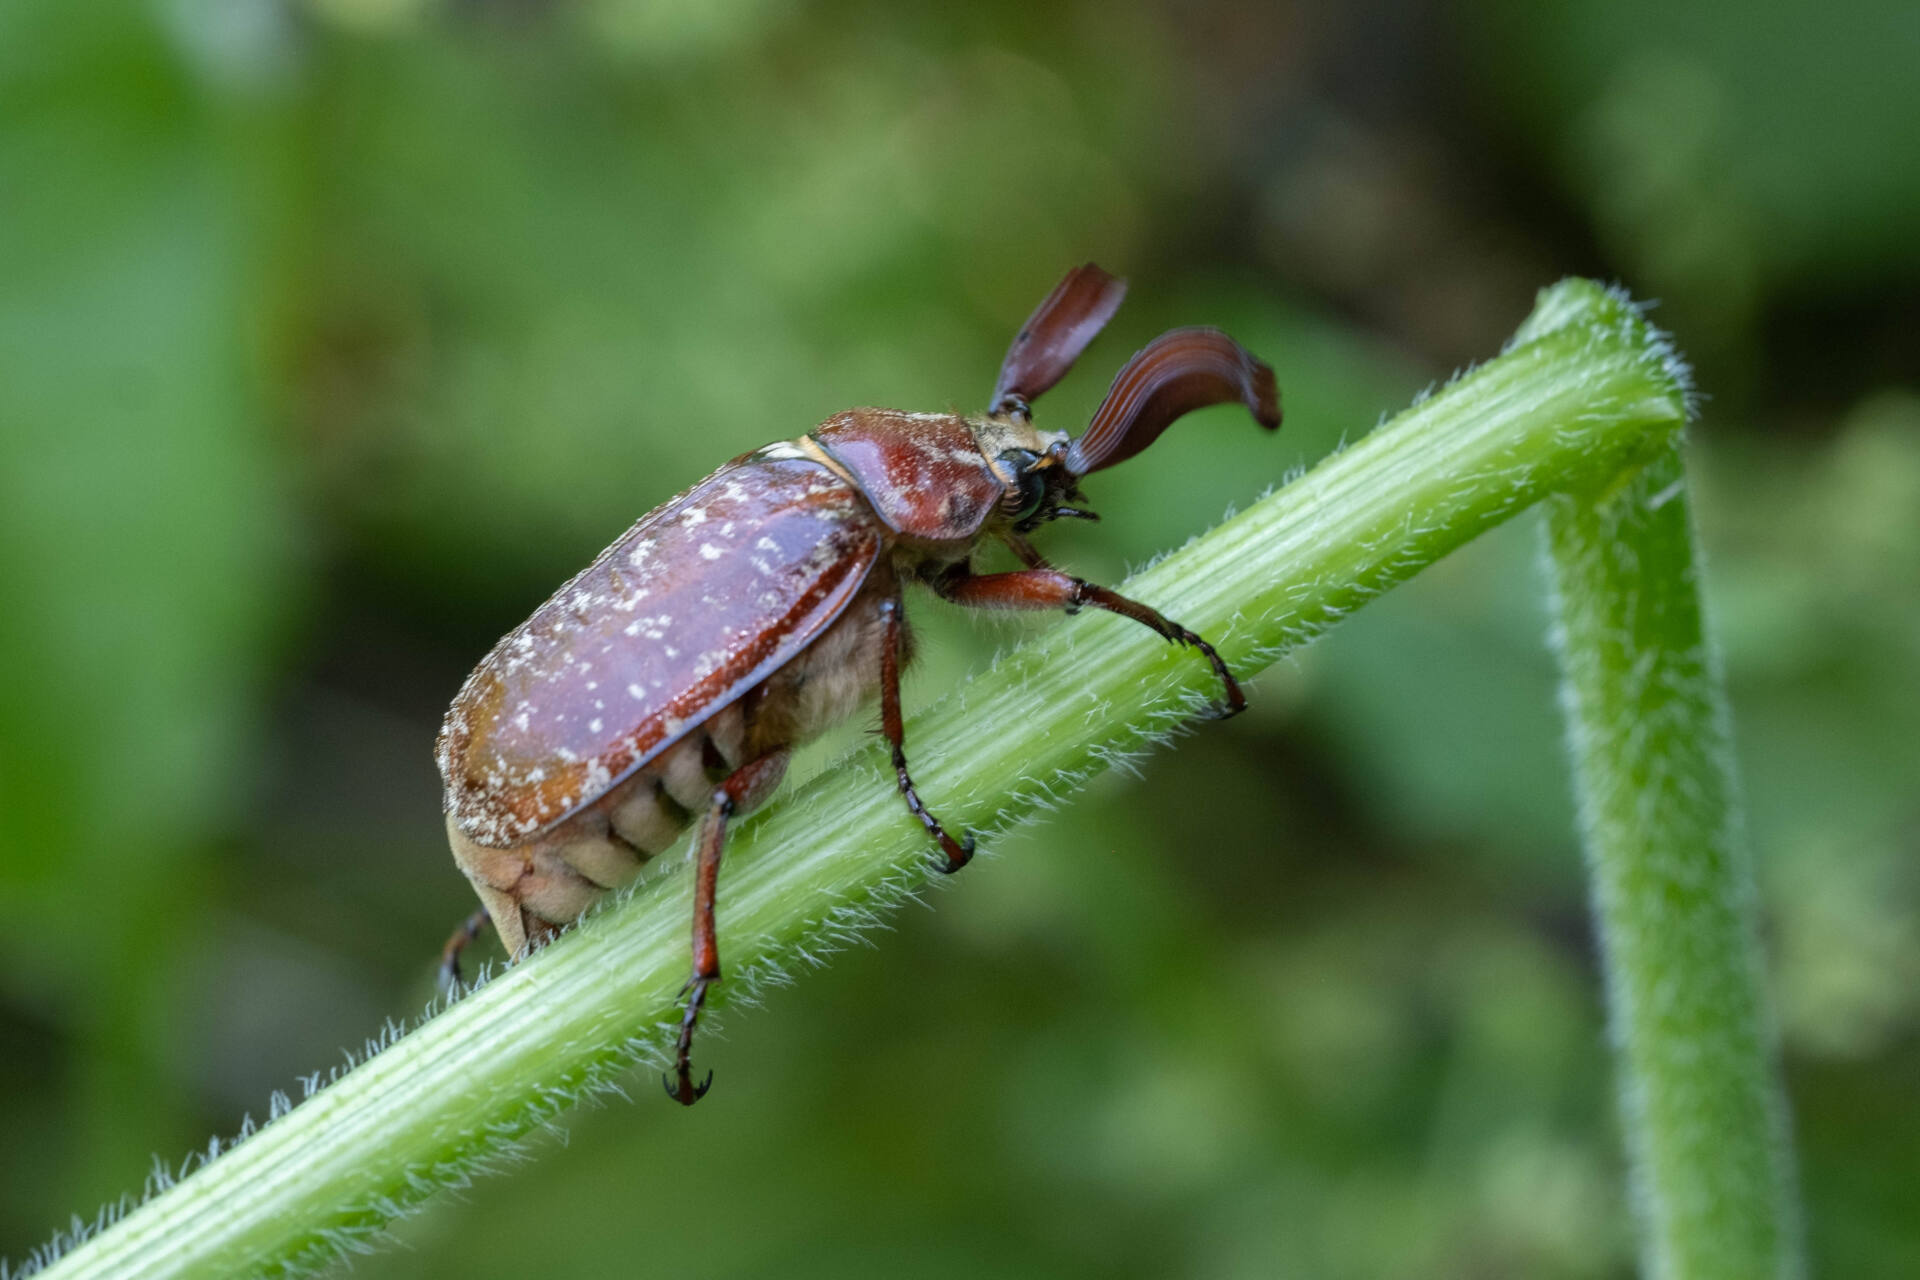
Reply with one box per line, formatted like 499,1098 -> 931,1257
997,448 -> 1047,521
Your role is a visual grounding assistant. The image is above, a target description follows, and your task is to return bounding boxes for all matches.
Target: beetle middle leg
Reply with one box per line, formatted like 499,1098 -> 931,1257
879,595 -> 975,875
667,747 -> 789,1107
934,566 -> 1246,717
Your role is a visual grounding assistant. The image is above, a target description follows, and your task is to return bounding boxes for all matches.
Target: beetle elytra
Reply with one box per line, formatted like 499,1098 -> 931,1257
435,264 -> 1279,1103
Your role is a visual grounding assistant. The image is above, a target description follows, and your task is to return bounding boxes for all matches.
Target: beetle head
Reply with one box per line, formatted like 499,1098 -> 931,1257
982,264 -> 1281,533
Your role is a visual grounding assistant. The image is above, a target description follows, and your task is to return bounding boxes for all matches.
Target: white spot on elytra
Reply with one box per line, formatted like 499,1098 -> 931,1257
700,543 -> 723,560
628,683 -> 646,700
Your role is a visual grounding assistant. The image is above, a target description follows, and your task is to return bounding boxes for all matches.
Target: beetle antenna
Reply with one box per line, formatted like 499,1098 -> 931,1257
991,264 -> 1129,416
1065,328 -> 1279,477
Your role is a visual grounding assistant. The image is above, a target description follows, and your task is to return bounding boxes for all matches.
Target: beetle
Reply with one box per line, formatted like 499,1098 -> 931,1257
435,264 -> 1279,1104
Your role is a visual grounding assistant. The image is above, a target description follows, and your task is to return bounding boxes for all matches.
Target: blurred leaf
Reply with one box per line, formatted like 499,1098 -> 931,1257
0,0 -> 294,1231
1461,0 -> 1920,290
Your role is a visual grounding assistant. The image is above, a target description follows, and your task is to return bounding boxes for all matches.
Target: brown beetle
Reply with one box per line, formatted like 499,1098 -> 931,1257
435,264 -> 1279,1104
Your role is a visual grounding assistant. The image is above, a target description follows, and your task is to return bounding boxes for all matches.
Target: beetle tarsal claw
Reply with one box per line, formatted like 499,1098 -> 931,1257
930,832 -> 977,876
1162,626 -> 1247,721
668,976 -> 716,1106
662,1068 -> 714,1105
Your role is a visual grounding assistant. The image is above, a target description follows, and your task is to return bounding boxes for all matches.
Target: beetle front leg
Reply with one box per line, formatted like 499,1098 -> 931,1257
667,748 -> 789,1107
879,596 -> 975,874
935,567 -> 1246,718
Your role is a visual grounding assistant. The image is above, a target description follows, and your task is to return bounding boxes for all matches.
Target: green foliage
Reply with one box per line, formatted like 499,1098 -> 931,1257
4,2 -> 1916,1278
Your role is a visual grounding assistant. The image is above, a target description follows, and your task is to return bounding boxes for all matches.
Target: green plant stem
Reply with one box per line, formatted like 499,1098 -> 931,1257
28,281 -> 1701,1280
1532,289 -> 1800,1276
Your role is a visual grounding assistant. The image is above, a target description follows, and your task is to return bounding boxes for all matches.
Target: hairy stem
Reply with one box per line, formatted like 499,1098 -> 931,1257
1530,290 -> 1801,1279
24,281 -> 1702,1280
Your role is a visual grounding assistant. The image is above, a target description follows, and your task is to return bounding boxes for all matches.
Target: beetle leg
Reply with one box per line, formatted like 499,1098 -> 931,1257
1001,531 -> 1050,569
436,908 -> 491,991
667,749 -> 789,1107
935,567 -> 1246,718
879,595 -> 975,874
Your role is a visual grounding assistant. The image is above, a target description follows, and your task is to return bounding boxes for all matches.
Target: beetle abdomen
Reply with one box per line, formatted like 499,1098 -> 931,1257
446,579 -> 897,959
447,699 -> 750,956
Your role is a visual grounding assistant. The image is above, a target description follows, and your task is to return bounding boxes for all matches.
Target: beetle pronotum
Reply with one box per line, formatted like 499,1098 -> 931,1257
436,265 -> 1279,1104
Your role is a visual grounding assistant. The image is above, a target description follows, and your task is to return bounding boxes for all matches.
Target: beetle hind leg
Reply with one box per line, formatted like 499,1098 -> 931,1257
668,976 -> 718,1105
667,748 -> 789,1107
437,908 -> 491,990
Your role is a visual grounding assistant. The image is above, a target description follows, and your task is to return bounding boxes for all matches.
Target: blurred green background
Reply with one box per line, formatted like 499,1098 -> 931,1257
2,0 -> 1916,1276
